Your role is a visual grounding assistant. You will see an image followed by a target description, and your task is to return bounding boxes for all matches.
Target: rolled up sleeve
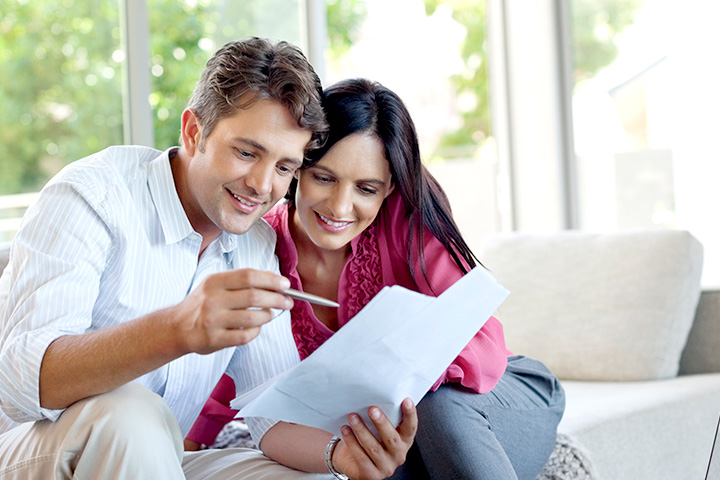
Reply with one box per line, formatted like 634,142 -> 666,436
0,180 -> 110,423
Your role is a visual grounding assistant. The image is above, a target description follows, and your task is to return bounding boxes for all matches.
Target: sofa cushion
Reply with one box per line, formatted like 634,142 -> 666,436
479,230 -> 703,381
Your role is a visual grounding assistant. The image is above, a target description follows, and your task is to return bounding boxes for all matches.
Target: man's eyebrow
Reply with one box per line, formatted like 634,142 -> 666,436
234,137 -> 303,167
235,137 -> 267,154
285,157 -> 304,168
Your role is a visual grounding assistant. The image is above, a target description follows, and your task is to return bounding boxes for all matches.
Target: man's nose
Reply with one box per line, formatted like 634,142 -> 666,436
245,162 -> 274,195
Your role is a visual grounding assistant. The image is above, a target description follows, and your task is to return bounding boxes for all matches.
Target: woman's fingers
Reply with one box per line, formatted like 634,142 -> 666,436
339,423 -> 382,476
396,398 -> 418,441
341,403 -> 416,478
363,399 -> 417,455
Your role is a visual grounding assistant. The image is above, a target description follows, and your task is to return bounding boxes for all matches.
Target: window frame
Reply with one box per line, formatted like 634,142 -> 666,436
486,0 -> 578,231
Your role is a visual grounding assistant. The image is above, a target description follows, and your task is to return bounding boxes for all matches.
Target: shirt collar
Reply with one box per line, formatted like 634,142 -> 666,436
147,148 -> 238,257
218,230 -> 238,254
147,147 -> 196,245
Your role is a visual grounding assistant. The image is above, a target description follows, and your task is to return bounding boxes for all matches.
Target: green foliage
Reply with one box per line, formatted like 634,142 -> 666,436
326,0 -> 367,61
424,0 -> 489,156
570,0 -> 641,82
0,0 -> 123,194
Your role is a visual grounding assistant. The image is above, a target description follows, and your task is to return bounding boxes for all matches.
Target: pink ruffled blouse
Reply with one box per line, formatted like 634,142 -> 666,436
266,191 -> 510,391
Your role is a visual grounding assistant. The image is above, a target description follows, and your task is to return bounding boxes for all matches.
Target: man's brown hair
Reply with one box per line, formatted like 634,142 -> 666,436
187,37 -> 327,152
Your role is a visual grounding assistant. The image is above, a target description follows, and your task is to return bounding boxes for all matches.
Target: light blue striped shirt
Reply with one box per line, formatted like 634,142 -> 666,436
0,146 -> 299,442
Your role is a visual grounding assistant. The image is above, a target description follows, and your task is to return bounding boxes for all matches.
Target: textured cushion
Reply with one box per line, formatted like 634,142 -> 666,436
479,230 -> 703,381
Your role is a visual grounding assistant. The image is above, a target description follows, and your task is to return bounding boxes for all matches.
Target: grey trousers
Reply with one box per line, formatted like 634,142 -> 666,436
390,355 -> 566,480
0,383 -> 331,480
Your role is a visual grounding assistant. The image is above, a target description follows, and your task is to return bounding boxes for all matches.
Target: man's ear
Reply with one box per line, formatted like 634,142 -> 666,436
180,109 -> 202,155
385,182 -> 395,199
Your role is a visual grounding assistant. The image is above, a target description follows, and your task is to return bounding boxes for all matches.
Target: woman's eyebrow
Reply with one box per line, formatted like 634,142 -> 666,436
310,165 -> 388,185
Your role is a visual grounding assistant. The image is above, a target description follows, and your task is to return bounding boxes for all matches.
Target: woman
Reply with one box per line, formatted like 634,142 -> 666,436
188,78 -> 565,480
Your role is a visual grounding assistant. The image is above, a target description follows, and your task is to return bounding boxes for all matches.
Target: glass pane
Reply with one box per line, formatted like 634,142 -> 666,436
325,0 -> 498,252
147,0 -> 305,151
0,0 -> 123,241
570,0 -> 720,285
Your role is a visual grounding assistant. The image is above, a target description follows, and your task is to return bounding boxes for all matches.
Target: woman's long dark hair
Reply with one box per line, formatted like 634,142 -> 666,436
287,78 -> 481,284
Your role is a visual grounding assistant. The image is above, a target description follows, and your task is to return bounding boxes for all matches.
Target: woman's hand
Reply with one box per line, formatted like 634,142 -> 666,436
332,398 -> 418,480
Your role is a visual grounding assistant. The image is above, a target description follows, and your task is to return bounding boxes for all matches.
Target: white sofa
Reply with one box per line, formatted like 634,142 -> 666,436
2,231 -> 719,479
479,230 -> 720,479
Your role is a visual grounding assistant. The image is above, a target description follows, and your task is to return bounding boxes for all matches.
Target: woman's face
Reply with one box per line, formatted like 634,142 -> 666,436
294,132 -> 394,252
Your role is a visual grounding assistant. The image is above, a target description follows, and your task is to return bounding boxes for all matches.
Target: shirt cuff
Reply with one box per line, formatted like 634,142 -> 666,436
0,327 -> 70,423
244,416 -> 280,447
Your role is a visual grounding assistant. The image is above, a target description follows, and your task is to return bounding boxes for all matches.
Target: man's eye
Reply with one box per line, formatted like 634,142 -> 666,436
277,165 -> 294,175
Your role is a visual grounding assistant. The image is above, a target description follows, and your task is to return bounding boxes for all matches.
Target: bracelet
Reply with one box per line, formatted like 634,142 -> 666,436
324,436 -> 349,480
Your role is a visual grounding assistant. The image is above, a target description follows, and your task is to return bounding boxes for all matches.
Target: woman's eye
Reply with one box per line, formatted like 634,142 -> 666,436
313,174 -> 332,183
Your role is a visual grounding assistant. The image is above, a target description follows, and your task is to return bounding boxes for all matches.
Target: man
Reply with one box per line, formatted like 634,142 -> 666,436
0,38 -> 416,479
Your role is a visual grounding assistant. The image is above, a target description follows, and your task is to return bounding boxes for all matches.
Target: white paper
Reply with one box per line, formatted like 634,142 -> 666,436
231,266 -> 509,436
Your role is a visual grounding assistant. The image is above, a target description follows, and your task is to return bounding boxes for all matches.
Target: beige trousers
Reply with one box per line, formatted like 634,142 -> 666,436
0,383 -> 331,480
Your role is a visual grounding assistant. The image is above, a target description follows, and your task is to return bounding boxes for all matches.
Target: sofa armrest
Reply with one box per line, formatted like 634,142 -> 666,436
680,289 -> 720,374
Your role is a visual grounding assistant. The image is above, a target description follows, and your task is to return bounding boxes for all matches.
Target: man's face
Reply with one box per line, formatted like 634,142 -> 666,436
182,97 -> 311,238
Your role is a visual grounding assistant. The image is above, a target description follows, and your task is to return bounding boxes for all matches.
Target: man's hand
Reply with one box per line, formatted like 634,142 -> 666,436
39,268 -> 293,410
333,398 -> 418,480
171,268 -> 294,355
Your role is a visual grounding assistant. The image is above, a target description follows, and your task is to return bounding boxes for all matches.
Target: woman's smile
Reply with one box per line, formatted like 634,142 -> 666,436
314,211 -> 353,232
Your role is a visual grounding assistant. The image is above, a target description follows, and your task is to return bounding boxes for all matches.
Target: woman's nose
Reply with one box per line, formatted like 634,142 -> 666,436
326,186 -> 353,218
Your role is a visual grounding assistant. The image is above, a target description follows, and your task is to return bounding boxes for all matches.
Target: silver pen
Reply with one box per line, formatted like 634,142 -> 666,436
282,288 -> 339,308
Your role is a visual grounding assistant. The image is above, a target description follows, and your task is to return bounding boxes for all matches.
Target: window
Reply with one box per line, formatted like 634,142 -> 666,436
569,0 -> 720,285
0,0 -> 123,241
486,0 -> 720,286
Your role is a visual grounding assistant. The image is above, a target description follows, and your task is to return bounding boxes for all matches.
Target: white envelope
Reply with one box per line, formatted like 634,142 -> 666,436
231,266 -> 509,436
